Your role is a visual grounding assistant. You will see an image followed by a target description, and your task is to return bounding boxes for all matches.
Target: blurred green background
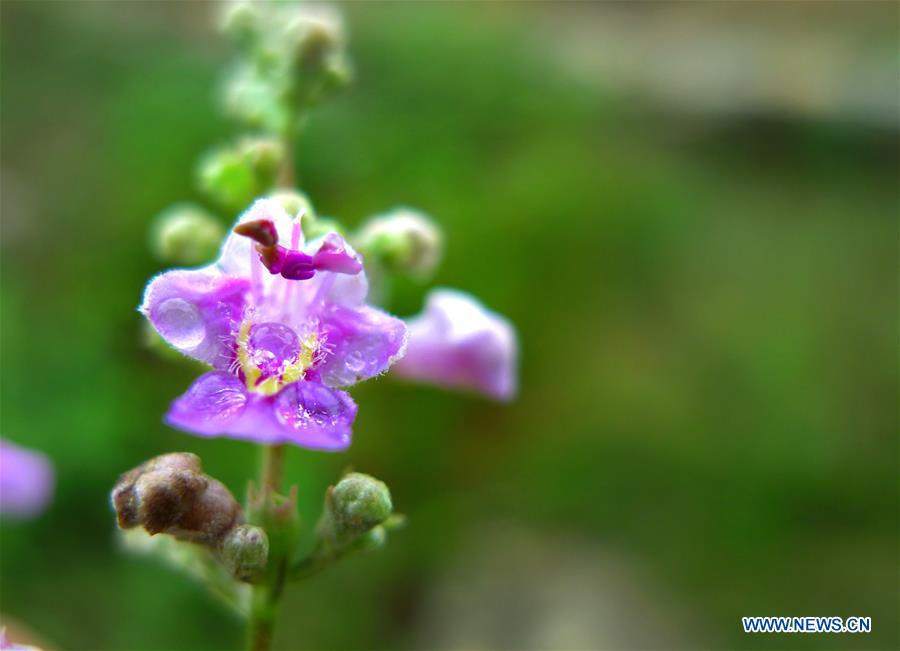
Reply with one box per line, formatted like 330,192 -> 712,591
1,2 -> 897,650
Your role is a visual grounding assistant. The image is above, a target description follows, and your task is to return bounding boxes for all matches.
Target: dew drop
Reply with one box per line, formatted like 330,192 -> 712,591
157,298 -> 205,348
345,350 -> 366,374
274,382 -> 348,431
248,322 -> 300,376
185,372 -> 247,421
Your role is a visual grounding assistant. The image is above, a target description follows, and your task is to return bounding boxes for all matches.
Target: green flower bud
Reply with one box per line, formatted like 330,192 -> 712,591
220,1 -> 259,47
325,473 -> 392,539
238,136 -> 284,186
285,7 -> 344,70
198,147 -> 257,211
150,204 -> 224,266
265,189 -> 315,221
354,525 -> 387,552
355,208 -> 443,278
198,137 -> 285,211
223,62 -> 291,134
220,524 -> 269,583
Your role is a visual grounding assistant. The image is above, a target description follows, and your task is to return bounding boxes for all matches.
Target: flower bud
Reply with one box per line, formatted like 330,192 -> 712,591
322,472 -> 392,541
265,189 -> 315,221
354,525 -> 386,552
285,7 -> 344,70
111,453 -> 242,547
238,136 -> 284,186
220,1 -> 259,46
198,147 -> 258,211
222,63 -> 289,134
220,524 -> 269,583
150,204 -> 224,266
355,208 -> 443,278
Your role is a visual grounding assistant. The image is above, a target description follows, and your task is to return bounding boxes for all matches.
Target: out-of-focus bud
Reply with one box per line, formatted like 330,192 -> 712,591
354,208 -> 444,278
220,524 -> 269,583
150,204 -> 224,266
199,138 -> 286,211
285,6 -> 344,70
223,62 -> 290,134
198,147 -> 257,212
318,472 -> 392,544
111,453 -> 242,547
354,525 -> 387,552
285,5 -> 352,105
220,1 -> 259,47
265,189 -> 314,220
239,136 -> 284,187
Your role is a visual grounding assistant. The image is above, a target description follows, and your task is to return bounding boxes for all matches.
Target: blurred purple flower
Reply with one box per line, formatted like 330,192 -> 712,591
141,199 -> 407,450
393,289 -> 518,401
0,439 -> 54,519
0,627 -> 42,651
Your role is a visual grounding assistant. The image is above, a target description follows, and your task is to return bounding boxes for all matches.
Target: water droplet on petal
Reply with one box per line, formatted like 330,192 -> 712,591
157,298 -> 205,348
248,322 -> 300,376
345,350 -> 365,374
274,382 -> 349,431
185,372 -> 247,421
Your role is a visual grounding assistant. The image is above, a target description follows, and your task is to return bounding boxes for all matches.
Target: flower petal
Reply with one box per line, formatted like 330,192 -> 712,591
317,305 -> 408,387
392,289 -> 518,400
165,373 -> 356,451
141,270 -> 249,369
311,232 -> 363,275
270,381 -> 356,450
0,439 -> 54,519
165,371 -> 250,435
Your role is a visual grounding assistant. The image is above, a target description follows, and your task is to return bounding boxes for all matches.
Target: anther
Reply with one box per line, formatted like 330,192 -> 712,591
234,219 -> 278,247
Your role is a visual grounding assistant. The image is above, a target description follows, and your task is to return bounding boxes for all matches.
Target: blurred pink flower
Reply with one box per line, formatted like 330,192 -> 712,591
394,289 -> 517,401
0,439 -> 54,519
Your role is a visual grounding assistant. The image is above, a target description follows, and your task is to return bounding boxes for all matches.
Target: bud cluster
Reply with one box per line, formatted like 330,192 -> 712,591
220,1 -> 351,135
111,453 -> 269,583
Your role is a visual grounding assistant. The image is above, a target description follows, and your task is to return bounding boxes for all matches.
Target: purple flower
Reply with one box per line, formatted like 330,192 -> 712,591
141,199 -> 407,450
0,627 -> 42,651
0,439 -> 54,519
393,289 -> 518,401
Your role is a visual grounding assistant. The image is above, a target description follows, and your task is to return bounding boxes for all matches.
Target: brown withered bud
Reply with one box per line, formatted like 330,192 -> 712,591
111,452 -> 242,547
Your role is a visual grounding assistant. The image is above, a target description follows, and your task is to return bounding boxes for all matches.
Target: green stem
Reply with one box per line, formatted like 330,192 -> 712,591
248,105 -> 299,650
247,444 -> 288,651
260,444 -> 286,494
276,122 -> 297,189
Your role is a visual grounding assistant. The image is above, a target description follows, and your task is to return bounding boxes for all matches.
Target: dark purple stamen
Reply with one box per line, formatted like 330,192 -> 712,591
280,250 -> 316,280
234,221 -> 362,282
